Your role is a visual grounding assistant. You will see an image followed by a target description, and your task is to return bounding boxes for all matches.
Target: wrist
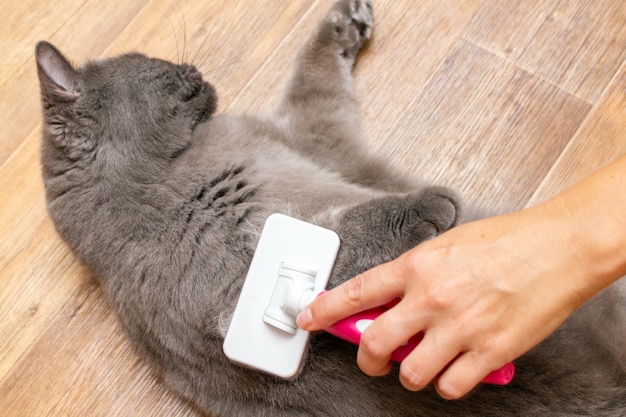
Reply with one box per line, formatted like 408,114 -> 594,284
542,187 -> 626,302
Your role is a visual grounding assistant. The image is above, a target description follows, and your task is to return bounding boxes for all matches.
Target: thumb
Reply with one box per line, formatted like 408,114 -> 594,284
297,257 -> 406,331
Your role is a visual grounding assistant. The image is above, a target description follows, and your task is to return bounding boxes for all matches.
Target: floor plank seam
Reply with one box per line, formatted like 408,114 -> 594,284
460,35 -> 603,106
526,59 -> 626,206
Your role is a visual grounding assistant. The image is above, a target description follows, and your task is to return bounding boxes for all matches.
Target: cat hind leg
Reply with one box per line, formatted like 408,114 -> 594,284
275,0 -> 373,123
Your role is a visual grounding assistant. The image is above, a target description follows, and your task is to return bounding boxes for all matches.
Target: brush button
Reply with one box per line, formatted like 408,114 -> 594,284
355,319 -> 374,333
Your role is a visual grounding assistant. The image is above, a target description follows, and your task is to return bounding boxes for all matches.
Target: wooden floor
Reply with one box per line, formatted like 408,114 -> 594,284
1,0 -> 625,415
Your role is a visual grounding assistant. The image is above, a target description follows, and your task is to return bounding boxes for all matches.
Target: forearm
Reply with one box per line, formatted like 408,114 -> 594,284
538,153 -> 626,301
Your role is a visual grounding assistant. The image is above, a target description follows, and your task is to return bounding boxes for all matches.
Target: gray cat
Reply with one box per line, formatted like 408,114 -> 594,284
36,0 -> 625,416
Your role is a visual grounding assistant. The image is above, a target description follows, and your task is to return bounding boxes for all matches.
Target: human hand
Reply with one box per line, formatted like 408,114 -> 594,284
297,200 -> 594,399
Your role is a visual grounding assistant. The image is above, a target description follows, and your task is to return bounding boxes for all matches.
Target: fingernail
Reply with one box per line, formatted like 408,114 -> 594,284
297,308 -> 313,329
437,380 -> 462,400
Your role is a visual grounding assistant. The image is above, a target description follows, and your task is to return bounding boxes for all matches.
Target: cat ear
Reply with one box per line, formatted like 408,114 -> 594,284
35,41 -> 80,100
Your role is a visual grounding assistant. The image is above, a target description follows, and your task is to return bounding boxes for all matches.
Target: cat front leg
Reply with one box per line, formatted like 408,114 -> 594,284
326,187 -> 462,288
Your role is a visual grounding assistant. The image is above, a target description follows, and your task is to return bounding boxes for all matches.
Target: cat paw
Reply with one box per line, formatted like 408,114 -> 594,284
346,0 -> 374,40
325,0 -> 374,59
410,187 -> 461,234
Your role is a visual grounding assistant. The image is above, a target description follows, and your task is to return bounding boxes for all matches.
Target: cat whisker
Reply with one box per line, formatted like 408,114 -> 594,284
177,1 -> 188,64
241,218 -> 260,237
164,1 -> 189,65
191,0 -> 247,70
190,0 -> 228,67
166,14 -> 181,64
201,57 -> 248,77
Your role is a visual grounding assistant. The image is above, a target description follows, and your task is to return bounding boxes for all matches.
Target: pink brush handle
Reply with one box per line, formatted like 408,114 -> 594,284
323,306 -> 515,385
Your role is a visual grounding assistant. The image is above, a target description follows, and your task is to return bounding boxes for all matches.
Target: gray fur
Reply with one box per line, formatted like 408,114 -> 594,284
36,1 -> 625,416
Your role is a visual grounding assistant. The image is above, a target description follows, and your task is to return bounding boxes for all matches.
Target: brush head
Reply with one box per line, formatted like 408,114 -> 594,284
223,214 -> 340,379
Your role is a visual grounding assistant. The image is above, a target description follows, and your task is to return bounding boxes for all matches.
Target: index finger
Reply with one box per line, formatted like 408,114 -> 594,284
297,257 -> 407,331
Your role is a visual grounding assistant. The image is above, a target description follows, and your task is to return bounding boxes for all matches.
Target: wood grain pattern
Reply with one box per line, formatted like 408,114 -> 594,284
0,0 -> 624,416
530,59 -> 626,205
0,283 -> 199,417
465,0 -> 626,103
383,40 -> 590,213
0,0 -> 151,166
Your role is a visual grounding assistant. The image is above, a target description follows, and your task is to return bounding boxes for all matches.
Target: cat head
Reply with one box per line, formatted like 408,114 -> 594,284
35,41 -> 217,165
